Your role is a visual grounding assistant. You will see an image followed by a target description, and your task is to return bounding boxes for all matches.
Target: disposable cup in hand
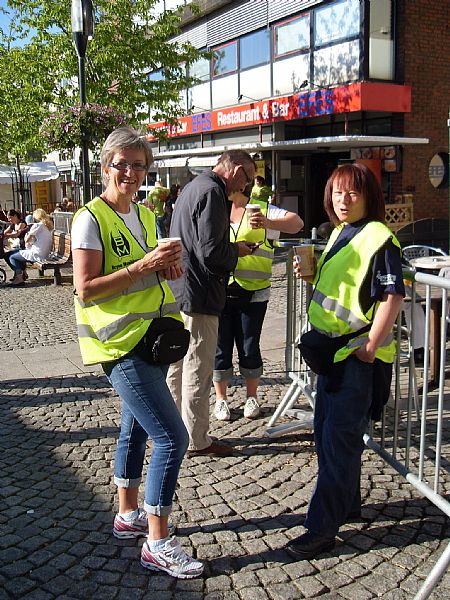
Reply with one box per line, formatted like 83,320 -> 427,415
157,237 -> 181,247
293,245 -> 315,277
246,204 -> 261,228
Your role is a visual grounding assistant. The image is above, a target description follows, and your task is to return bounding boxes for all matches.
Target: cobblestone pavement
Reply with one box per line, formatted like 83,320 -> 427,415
0,255 -> 449,599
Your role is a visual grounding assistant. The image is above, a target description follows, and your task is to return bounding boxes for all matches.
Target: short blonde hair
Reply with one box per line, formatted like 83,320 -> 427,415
100,126 -> 153,186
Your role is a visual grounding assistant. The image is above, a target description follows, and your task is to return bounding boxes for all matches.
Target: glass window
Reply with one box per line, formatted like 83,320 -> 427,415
275,14 -> 310,58
240,29 -> 270,69
314,0 -> 360,46
369,0 -> 394,80
273,54 -> 310,96
213,42 -> 237,77
189,56 -> 210,82
314,40 -> 359,86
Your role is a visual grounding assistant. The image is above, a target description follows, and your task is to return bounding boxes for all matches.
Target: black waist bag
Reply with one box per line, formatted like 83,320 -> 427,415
226,282 -> 254,307
299,325 -> 371,376
137,317 -> 190,365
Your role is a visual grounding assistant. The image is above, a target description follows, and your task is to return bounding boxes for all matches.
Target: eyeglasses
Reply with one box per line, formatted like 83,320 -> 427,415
109,161 -> 147,172
239,164 -> 253,186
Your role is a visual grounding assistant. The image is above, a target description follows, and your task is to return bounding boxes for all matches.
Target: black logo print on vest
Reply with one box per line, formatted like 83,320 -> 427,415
110,228 -> 131,258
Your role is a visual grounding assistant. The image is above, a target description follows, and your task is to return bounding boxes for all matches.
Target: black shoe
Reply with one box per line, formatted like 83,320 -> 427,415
346,510 -> 372,523
286,531 -> 335,560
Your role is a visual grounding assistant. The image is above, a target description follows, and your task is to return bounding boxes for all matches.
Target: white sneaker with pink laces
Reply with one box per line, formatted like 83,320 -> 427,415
141,536 -> 204,579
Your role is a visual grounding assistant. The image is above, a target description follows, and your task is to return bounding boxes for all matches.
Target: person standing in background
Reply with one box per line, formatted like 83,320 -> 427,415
147,181 -> 169,239
167,150 -> 256,457
213,190 -> 303,421
250,175 -> 272,203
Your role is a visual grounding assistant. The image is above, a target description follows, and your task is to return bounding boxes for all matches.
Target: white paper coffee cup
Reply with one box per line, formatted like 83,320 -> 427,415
293,245 -> 315,277
157,237 -> 181,246
246,204 -> 261,228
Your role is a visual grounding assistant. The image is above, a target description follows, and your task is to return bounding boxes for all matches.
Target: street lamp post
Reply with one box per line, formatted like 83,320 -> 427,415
71,0 -> 94,205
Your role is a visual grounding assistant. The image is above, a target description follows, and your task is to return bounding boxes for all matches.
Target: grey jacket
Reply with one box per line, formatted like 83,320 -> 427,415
168,170 -> 238,315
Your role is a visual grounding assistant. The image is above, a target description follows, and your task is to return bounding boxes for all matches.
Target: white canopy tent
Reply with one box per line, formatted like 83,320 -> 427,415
0,162 -> 60,185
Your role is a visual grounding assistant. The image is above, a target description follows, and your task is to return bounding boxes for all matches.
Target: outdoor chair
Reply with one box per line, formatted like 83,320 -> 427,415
402,244 -> 448,266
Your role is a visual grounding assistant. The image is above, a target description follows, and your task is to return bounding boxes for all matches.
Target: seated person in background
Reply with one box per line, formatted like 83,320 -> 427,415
0,204 -> 7,223
250,175 -> 272,203
61,197 -> 69,210
3,210 -> 28,251
66,201 -> 75,212
147,181 -> 169,239
5,208 -> 53,285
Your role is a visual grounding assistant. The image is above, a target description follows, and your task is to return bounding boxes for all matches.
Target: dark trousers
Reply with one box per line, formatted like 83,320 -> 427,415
305,355 -> 374,538
214,300 -> 267,380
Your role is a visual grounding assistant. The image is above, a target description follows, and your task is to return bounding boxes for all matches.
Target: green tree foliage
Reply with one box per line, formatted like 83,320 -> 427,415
0,0 -> 201,161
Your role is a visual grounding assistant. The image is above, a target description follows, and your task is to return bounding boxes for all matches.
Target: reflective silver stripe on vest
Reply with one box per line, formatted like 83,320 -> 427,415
347,331 -> 394,350
76,272 -> 160,308
78,302 -> 180,342
252,248 -> 273,259
234,269 -> 272,280
311,289 -> 368,330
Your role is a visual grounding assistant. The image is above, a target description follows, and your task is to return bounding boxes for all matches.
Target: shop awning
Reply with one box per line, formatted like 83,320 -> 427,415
153,156 -> 188,168
0,162 -> 60,185
188,155 -> 221,167
153,135 -> 429,161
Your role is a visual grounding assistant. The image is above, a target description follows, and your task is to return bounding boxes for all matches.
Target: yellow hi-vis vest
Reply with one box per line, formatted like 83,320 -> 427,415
229,199 -> 274,291
308,221 -> 401,365
73,197 -> 182,365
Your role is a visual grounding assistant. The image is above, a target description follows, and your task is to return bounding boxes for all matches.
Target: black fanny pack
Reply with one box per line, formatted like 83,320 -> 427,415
136,317 -> 190,365
226,282 -> 254,305
299,324 -> 371,376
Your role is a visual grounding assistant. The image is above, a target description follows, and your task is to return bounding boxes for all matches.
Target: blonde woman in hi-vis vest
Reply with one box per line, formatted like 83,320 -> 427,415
71,127 -> 203,579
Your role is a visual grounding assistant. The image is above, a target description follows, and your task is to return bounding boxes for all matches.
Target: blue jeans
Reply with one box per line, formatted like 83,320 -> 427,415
103,352 -> 189,516
304,355 -> 374,538
5,250 -> 27,274
213,300 -> 267,381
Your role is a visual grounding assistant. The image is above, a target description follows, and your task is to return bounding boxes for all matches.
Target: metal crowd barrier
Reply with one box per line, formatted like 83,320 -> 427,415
265,254 -> 450,600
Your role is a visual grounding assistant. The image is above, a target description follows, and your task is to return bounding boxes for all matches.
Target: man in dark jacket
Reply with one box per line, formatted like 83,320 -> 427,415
167,150 -> 256,456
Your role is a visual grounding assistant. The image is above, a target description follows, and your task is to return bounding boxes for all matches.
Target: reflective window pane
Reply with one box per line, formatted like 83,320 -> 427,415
273,54 -> 310,96
240,29 -> 270,69
314,40 -> 359,86
275,14 -> 310,58
190,56 -> 210,82
213,42 -> 238,77
315,0 -> 360,46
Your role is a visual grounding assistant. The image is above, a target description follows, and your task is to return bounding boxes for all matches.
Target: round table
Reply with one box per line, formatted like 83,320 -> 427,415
409,256 -> 450,270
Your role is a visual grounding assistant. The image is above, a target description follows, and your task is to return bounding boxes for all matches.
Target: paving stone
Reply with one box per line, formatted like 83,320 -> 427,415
292,575 -> 328,598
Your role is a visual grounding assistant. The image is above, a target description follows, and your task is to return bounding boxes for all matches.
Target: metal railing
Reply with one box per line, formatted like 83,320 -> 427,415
266,250 -> 450,600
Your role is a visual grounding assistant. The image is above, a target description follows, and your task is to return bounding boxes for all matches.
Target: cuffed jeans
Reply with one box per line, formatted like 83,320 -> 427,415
213,300 -> 267,382
5,250 -> 27,274
166,312 -> 219,451
304,355 -> 373,538
103,353 -> 189,516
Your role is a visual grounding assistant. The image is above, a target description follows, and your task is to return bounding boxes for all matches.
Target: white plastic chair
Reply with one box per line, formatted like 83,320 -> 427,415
402,245 -> 448,265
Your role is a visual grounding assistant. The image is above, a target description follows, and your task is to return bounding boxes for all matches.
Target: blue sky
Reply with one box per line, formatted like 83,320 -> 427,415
0,0 -> 34,46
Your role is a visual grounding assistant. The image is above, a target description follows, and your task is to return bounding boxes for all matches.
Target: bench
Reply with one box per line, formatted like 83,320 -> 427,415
31,230 -> 71,285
